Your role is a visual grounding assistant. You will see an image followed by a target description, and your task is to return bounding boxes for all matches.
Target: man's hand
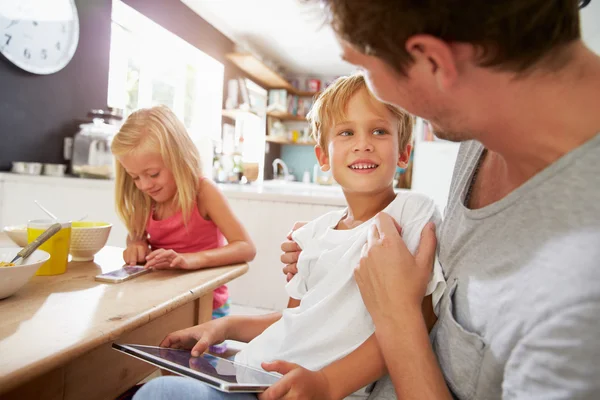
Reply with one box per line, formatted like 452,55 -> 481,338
280,222 -> 307,282
259,360 -> 332,400
355,212 -> 437,323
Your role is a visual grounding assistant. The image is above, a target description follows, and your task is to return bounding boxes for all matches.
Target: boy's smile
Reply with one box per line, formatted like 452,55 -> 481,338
348,159 -> 379,173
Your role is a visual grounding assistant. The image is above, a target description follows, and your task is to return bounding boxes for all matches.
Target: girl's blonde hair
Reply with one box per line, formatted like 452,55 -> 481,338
111,105 -> 202,240
307,73 -> 413,154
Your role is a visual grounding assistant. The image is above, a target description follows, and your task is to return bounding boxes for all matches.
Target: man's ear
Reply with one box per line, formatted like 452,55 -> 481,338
397,144 -> 412,169
405,35 -> 459,92
315,145 -> 330,171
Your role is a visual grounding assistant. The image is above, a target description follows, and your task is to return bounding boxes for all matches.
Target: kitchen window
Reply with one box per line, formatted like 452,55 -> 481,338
107,0 -> 224,154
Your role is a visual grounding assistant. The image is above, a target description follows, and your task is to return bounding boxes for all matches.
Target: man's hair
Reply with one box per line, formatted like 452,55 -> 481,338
308,73 -> 413,153
319,0 -> 582,74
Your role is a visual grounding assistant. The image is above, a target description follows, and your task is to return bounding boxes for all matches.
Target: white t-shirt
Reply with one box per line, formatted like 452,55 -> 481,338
235,192 -> 446,373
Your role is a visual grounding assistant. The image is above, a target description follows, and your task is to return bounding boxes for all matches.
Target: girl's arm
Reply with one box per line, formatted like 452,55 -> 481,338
187,180 -> 256,269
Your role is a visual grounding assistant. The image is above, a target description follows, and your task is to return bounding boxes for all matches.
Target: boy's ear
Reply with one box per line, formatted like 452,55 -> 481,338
315,145 -> 330,172
397,144 -> 412,169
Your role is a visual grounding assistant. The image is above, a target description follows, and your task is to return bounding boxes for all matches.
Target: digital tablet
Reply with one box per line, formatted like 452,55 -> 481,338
112,343 -> 280,393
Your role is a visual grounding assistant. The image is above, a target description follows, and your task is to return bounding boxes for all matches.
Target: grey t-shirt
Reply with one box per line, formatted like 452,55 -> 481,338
369,134 -> 600,400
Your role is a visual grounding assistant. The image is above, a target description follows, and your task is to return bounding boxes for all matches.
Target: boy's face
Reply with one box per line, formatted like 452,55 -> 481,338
315,88 -> 410,195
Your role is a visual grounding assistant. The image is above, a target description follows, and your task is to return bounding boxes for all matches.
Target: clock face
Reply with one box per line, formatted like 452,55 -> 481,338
0,0 -> 79,75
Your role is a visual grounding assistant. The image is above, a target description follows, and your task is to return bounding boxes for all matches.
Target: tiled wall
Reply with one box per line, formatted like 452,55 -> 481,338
281,145 -> 318,182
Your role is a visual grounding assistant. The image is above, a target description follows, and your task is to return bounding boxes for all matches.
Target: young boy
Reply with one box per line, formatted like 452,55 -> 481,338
134,73 -> 445,400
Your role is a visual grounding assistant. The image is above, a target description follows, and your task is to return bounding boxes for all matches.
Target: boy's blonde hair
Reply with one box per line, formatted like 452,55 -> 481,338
307,73 -> 413,153
111,105 -> 202,240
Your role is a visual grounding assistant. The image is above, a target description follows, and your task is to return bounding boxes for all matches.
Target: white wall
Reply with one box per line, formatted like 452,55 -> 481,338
582,0 -> 600,54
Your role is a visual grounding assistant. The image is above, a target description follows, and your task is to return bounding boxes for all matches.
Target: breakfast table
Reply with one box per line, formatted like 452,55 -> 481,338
0,235 -> 248,400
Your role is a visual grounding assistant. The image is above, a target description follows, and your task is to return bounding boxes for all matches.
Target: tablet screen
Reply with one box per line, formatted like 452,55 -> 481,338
116,344 -> 280,390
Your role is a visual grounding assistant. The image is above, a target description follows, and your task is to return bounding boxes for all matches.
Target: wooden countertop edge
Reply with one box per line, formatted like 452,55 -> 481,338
0,263 -> 248,393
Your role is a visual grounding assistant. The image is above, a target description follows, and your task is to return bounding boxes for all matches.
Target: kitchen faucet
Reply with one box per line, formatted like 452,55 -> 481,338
272,158 -> 291,180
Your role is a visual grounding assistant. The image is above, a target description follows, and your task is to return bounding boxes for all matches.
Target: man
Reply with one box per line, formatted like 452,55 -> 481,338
278,0 -> 600,398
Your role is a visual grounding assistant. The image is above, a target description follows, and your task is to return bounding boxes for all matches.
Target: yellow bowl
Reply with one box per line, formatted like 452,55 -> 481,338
0,247 -> 51,299
69,221 -> 112,262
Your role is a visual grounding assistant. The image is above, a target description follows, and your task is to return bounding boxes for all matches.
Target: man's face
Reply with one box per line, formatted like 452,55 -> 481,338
339,39 -> 471,142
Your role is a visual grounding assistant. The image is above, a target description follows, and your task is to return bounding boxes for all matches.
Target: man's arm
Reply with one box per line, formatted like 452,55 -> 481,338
374,307 -> 451,400
354,213 -> 452,399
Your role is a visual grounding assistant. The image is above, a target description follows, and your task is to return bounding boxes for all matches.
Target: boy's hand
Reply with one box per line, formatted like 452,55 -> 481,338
160,318 -> 230,357
123,240 -> 150,266
259,361 -> 331,400
280,222 -> 307,282
145,249 -> 192,269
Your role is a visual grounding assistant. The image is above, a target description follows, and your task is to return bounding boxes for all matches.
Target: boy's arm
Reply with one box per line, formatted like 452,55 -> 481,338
226,312 -> 283,343
161,312 -> 283,357
261,333 -> 385,400
261,295 -> 436,400
287,297 -> 301,308
322,334 -> 387,399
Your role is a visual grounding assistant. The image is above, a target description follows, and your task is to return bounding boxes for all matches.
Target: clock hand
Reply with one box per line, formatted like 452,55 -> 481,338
5,20 -> 19,29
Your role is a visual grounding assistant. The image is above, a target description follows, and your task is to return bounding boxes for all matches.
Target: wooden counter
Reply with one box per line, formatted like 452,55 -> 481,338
0,241 -> 248,399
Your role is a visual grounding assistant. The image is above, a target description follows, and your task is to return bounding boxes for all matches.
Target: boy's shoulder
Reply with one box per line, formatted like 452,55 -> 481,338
386,191 -> 440,225
292,207 -> 346,247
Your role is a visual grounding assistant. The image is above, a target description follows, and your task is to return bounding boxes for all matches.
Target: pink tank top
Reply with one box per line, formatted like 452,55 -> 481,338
146,201 -> 228,310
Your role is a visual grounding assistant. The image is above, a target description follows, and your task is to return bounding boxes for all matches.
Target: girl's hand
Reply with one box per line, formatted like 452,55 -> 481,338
145,249 -> 193,269
259,361 -> 332,400
123,240 -> 150,266
160,318 -> 230,357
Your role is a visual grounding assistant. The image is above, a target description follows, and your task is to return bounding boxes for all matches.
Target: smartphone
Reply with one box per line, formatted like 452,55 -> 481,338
95,265 -> 151,283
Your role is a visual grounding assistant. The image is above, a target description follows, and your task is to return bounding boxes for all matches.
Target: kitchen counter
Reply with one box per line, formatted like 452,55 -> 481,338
0,172 -> 353,310
0,173 -> 349,206
0,237 -> 248,399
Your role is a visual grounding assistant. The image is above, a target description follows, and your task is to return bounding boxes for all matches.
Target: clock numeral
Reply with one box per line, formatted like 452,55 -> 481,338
32,21 -> 38,26
41,49 -> 48,60
24,48 -> 31,59
56,42 -> 61,51
4,34 -> 11,46
61,23 -> 66,33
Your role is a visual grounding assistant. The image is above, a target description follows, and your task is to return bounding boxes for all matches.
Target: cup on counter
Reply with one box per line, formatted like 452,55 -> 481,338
27,219 -> 72,276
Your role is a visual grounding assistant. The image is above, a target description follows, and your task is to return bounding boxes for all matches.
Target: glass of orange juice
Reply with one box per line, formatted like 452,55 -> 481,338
27,219 -> 72,276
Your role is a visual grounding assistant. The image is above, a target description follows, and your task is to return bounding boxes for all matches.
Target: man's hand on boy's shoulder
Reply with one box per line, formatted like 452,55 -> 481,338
280,221 -> 307,281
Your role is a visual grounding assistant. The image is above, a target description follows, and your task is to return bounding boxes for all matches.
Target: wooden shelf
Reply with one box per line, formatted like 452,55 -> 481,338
226,53 -> 319,97
267,110 -> 307,121
222,109 -> 257,120
292,90 -> 320,98
266,136 -> 316,146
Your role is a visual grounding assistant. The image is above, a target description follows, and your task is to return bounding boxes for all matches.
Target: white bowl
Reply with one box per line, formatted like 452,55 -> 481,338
70,222 -> 112,262
0,247 -> 50,299
3,225 -> 28,247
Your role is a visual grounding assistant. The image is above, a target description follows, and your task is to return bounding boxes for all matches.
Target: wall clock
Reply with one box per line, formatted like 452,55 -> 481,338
0,0 -> 79,75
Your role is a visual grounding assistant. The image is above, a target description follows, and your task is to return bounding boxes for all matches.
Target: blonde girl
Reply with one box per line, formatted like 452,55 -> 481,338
111,105 -> 255,340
